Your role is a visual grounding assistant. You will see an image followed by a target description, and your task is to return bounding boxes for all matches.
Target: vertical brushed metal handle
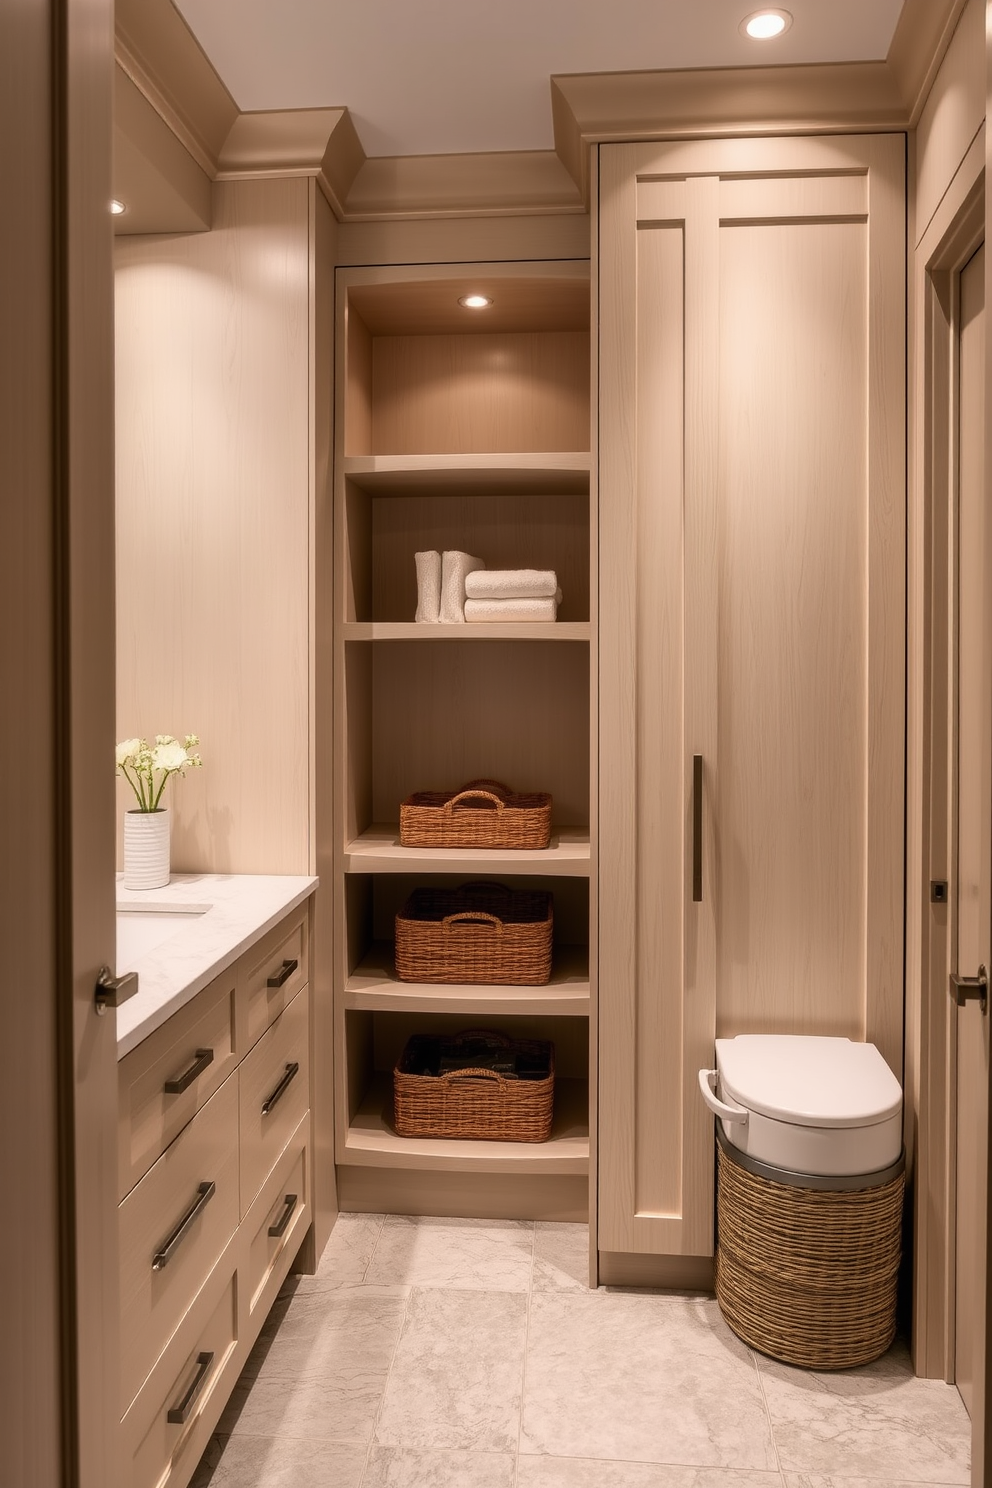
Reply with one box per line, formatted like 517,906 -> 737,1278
261,1062 -> 300,1115
152,1182 -> 216,1271
267,958 -> 298,988
164,1048 -> 214,1095
268,1192 -> 299,1238
692,755 -> 703,903
167,1352 -> 214,1425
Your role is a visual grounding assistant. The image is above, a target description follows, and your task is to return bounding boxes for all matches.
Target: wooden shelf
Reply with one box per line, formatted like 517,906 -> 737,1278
341,1074 -> 589,1174
344,826 -> 591,877
343,452 -> 590,496
343,621 -> 590,642
345,943 -> 590,1015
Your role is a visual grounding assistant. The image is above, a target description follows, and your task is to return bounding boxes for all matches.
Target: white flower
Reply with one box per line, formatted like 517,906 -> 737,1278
151,740 -> 190,773
115,737 -> 141,767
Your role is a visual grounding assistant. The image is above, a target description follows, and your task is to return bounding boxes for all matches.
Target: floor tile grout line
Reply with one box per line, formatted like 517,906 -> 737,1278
512,1221 -> 538,1486
751,1336 -> 785,1480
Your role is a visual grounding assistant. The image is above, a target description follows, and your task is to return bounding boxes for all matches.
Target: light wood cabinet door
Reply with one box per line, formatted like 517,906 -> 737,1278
598,134 -> 906,1259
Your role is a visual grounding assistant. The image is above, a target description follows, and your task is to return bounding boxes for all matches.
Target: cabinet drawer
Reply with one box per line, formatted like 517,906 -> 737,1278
244,1116 -> 311,1328
118,969 -> 238,1201
239,985 -> 310,1216
123,1258 -> 239,1488
237,906 -> 308,1053
120,1075 -> 240,1413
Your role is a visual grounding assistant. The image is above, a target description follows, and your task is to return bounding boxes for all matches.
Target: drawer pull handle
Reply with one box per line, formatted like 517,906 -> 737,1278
166,1351 -> 214,1425
268,1192 -> 299,1238
261,1062 -> 300,1116
267,958 -> 299,989
152,1181 -> 216,1271
164,1048 -> 214,1095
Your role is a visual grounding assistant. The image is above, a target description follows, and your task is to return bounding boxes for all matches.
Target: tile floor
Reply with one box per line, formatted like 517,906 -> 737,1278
190,1215 -> 971,1488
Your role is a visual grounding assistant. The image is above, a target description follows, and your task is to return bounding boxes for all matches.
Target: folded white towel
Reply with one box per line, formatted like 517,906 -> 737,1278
465,596 -> 558,623
439,551 -> 485,624
414,550 -> 441,623
465,568 -> 558,600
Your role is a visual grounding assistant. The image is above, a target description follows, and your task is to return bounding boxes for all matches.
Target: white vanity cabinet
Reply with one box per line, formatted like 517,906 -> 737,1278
116,901 -> 313,1488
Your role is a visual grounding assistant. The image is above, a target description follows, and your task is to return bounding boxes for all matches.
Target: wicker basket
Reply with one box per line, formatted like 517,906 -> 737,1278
715,1129 -> 905,1370
394,881 -> 553,985
399,778 -> 552,850
393,1029 -> 555,1142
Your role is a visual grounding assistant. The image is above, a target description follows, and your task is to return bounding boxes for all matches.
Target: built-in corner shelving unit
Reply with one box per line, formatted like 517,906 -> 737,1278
331,261 -> 594,1221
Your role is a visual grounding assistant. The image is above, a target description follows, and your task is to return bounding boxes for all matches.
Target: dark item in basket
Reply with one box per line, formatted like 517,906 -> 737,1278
399,778 -> 552,850
394,880 -> 553,986
393,1030 -> 555,1142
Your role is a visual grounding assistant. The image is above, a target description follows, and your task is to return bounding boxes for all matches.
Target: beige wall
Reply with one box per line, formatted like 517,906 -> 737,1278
115,177 -> 313,875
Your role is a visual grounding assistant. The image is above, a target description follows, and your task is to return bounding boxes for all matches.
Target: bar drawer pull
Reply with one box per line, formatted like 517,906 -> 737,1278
261,1062 -> 300,1116
164,1048 -> 214,1095
692,754 -> 703,903
152,1181 -> 216,1272
267,958 -> 299,989
167,1351 -> 214,1425
268,1192 -> 299,1238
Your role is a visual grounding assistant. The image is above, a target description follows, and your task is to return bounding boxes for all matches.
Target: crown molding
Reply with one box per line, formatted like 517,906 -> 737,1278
887,0 -> 970,123
114,0 -> 968,224
113,66 -> 211,234
343,150 -> 584,221
216,107 -> 366,218
114,0 -> 237,177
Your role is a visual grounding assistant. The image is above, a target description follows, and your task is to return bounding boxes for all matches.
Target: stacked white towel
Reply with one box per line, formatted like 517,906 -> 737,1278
465,569 -> 558,600
465,596 -> 558,623
439,550 -> 485,624
463,569 -> 561,623
414,550 -> 442,623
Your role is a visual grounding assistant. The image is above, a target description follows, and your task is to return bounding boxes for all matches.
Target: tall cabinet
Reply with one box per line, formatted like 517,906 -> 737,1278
331,261 -> 594,1222
597,135 -> 906,1269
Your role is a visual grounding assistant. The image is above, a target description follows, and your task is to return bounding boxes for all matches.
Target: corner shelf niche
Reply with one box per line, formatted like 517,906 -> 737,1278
332,260 -> 593,1222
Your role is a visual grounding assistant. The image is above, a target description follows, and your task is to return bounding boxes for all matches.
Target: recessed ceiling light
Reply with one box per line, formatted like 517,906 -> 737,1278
110,199 -> 127,215
741,9 -> 792,39
458,294 -> 492,309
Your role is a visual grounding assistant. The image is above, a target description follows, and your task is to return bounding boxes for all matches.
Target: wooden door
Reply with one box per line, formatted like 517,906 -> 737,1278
952,242 -> 990,1428
0,0 -> 120,1481
598,134 -> 906,1262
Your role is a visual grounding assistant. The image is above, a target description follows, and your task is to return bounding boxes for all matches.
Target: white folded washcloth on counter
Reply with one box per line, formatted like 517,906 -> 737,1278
465,568 -> 558,600
414,550 -> 441,623
465,595 -> 558,623
439,550 -> 485,623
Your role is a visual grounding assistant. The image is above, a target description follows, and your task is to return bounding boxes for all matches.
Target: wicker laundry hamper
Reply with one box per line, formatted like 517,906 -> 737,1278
715,1127 -> 905,1370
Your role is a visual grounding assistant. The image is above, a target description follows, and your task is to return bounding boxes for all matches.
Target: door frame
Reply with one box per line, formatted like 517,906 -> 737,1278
910,135 -> 988,1477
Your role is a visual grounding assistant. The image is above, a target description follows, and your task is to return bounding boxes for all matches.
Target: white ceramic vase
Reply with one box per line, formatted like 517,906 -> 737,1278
123,808 -> 171,890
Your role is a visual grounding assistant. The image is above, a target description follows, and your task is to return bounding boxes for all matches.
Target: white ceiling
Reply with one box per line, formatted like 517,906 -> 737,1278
173,0 -> 907,159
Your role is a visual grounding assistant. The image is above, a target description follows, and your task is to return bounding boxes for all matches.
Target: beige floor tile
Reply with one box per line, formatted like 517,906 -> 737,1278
219,1290 -> 408,1444
373,1287 -> 528,1452
244,1286 -> 409,1382
362,1446 -> 516,1486
782,1477 -> 964,1488
519,1290 -> 778,1469
532,1222 -> 590,1292
517,1461 -> 785,1487
189,1434 -> 367,1487
292,1212 -> 385,1293
758,1344 -> 970,1484
363,1214 -> 535,1292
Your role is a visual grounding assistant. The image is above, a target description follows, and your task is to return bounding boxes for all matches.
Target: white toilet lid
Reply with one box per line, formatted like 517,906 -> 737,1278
716,1035 -> 902,1129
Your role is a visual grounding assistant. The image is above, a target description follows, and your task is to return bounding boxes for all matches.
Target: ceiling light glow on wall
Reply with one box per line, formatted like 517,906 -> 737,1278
741,9 -> 792,39
458,294 -> 493,309
110,199 -> 127,215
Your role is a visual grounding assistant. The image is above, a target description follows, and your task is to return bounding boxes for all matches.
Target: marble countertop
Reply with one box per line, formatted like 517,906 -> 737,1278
115,872 -> 318,1059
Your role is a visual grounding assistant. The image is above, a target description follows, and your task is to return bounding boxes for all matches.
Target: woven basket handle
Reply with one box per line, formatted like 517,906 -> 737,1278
441,910 -> 505,934
462,778 -> 512,796
445,789 -> 505,813
438,1066 -> 507,1085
